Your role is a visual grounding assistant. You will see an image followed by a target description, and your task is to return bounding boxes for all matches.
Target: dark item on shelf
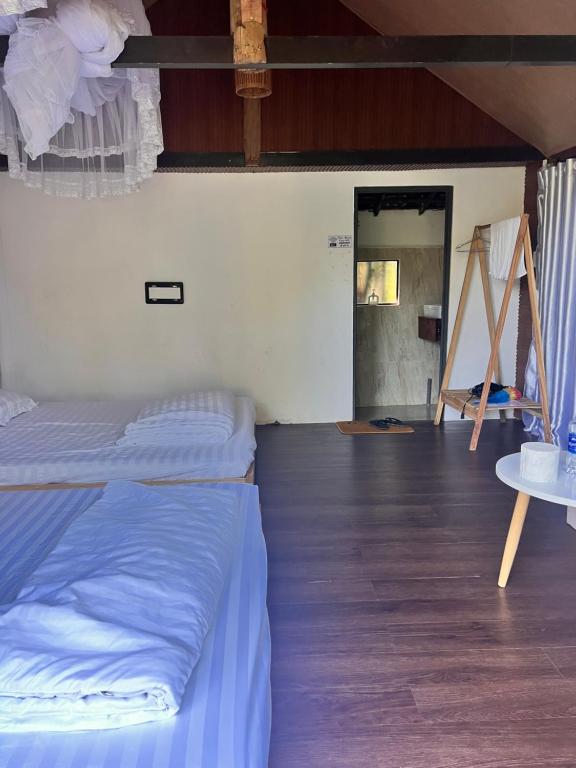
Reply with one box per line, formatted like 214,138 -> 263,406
461,382 -> 506,418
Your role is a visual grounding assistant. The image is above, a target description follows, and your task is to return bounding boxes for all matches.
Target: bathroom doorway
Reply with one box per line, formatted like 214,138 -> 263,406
353,187 -> 452,421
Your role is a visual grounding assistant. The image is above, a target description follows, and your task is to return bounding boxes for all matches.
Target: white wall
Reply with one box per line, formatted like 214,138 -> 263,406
0,167 -> 525,423
358,209 -> 445,247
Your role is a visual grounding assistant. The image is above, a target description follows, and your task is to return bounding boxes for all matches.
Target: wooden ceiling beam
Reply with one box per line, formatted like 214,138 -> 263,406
230,0 -> 269,166
1,36 -> 575,69
243,99 -> 262,166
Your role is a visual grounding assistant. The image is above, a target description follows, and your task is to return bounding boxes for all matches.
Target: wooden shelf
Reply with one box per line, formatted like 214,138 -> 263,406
434,216 -> 550,451
440,389 -> 544,420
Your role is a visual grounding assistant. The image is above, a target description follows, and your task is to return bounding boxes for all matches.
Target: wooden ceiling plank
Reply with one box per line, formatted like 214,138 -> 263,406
339,0 -> 576,156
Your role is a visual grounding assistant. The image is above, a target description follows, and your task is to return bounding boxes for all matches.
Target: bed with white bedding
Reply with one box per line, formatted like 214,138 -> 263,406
0,482 -> 270,767
0,395 -> 256,488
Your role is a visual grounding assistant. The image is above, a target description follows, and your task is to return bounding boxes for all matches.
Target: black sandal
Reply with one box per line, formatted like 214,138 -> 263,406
369,417 -> 404,430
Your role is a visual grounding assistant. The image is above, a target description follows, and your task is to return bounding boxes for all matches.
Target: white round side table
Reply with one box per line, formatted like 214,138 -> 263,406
496,452 -> 576,588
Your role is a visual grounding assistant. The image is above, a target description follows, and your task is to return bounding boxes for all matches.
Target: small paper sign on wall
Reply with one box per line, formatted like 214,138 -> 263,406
328,235 -> 353,249
145,282 -> 184,304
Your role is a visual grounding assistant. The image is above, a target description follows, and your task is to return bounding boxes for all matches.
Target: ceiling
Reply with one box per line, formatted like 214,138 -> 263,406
340,0 -> 576,156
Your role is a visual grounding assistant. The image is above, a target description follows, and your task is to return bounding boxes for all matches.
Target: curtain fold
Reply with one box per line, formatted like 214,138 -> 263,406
524,159 -> 576,446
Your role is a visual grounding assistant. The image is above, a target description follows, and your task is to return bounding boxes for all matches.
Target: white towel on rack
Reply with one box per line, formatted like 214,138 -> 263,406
488,216 -> 527,281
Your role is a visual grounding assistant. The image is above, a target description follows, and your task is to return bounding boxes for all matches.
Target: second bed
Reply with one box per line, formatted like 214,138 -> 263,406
0,395 -> 256,488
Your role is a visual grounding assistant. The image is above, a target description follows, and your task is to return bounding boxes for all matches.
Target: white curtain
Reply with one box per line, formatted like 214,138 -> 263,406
524,159 -> 576,446
0,0 -> 162,198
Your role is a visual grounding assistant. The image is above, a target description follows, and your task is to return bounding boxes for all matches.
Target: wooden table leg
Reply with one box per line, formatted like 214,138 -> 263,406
498,491 -> 531,588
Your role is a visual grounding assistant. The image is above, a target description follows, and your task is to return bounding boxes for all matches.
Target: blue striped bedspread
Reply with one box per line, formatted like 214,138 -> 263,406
0,483 -> 271,767
0,397 -> 256,485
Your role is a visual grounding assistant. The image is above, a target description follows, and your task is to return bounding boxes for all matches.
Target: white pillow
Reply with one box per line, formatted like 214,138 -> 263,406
0,389 -> 37,426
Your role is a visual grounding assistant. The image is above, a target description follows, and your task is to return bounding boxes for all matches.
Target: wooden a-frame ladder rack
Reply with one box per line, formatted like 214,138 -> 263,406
434,213 -> 552,451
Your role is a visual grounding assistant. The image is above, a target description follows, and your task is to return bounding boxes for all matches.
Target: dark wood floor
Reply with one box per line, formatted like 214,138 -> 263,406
256,419 -> 576,768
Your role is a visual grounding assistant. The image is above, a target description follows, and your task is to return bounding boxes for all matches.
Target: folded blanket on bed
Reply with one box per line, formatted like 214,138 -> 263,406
117,391 -> 236,446
0,481 -> 240,733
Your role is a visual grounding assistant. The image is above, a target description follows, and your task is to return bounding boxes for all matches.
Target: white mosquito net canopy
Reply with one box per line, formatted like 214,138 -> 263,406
0,0 -> 162,198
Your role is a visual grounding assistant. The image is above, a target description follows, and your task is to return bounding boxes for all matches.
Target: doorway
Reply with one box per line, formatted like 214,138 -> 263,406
353,186 -> 452,421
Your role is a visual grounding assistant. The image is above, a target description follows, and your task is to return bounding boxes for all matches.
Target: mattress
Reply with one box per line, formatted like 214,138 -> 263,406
0,395 -> 256,485
0,483 -> 271,768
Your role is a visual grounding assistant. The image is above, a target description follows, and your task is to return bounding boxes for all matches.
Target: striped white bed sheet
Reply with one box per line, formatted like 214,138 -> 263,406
0,396 -> 256,486
0,483 -> 271,768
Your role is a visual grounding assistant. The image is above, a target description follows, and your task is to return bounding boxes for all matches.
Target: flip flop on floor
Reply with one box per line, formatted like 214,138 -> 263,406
369,418 -> 404,430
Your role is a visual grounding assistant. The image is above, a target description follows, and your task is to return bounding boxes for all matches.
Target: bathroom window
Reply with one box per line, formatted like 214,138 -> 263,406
356,260 -> 399,305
